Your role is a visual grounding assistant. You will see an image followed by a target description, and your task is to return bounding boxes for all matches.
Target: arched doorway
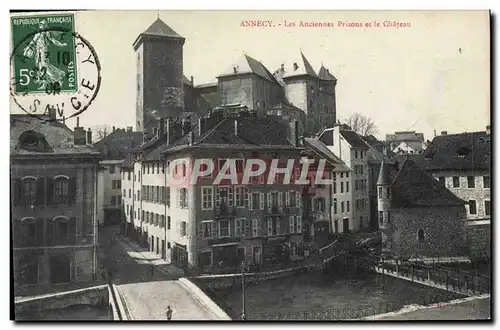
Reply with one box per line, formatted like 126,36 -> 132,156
50,255 -> 71,284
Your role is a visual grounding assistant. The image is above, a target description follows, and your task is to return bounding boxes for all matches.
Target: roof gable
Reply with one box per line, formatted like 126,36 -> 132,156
219,54 -> 276,82
282,51 -> 318,79
318,65 -> 337,81
340,129 -> 369,149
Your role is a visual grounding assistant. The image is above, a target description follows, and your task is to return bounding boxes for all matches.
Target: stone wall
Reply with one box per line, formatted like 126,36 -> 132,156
466,223 -> 490,259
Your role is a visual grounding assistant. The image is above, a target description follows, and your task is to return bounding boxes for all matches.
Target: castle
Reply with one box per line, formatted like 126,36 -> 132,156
134,17 -> 337,136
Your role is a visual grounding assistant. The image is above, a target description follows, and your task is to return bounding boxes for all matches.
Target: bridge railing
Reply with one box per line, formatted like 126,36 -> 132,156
187,277 -> 240,320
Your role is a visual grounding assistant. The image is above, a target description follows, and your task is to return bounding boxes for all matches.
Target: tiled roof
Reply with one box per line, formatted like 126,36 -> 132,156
415,131 -> 490,171
303,137 -> 349,171
390,160 -> 465,208
141,18 -> 183,39
318,65 -> 337,81
143,116 -> 301,161
218,54 -> 277,82
93,129 -> 143,160
377,160 -> 391,185
10,115 -> 100,157
282,51 -> 318,79
340,129 -> 370,149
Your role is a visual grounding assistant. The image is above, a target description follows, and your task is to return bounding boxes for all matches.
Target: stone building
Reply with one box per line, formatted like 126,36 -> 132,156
93,126 -> 143,226
302,138 -> 351,242
377,159 -> 467,259
121,111 -> 308,273
11,114 -> 101,295
319,125 -> 371,231
134,17 -> 338,138
413,128 -> 491,260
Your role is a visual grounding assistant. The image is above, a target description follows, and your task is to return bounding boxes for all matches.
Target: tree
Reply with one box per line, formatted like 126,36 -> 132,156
91,124 -> 112,143
343,113 -> 378,136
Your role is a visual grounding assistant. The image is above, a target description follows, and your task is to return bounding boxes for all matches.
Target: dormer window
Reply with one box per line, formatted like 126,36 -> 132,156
19,130 -> 39,149
457,147 -> 471,157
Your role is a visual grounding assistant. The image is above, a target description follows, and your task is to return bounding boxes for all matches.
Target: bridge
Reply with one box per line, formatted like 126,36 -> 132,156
109,279 -> 231,320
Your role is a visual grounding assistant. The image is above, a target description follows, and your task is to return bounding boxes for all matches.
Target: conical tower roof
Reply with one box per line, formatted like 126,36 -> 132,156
377,159 -> 391,186
133,17 -> 184,50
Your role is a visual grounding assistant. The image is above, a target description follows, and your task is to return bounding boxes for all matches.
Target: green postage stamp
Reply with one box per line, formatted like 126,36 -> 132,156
11,14 -> 77,94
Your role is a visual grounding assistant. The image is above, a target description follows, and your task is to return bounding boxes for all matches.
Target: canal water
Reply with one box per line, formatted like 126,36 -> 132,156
216,271 -> 465,320
16,304 -> 110,321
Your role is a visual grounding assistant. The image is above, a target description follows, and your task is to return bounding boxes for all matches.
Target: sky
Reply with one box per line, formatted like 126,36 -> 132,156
9,10 -> 490,141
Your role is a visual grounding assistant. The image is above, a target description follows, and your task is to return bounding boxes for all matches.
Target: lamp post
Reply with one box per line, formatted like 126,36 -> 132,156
240,261 -> 246,320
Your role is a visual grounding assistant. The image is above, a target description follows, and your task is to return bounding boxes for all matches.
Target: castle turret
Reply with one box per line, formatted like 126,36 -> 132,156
377,158 -> 392,253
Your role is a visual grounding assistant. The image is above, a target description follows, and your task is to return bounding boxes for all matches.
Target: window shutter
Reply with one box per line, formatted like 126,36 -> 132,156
228,187 -> 233,207
35,177 -> 46,206
286,192 -> 290,207
46,219 -> 54,245
267,217 -> 272,236
13,178 -> 22,206
276,218 -> 281,235
266,193 -> 271,209
278,192 -> 283,207
249,193 -> 253,210
36,218 -> 44,246
296,191 -> 301,208
46,178 -> 55,205
244,218 -> 251,237
69,217 -> 77,243
197,223 -> 203,238
69,177 -> 77,205
289,216 -> 294,234
12,219 -> 21,247
211,222 -> 217,238
297,215 -> 302,233
259,193 -> 264,210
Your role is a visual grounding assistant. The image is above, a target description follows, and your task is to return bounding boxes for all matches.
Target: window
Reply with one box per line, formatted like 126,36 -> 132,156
167,216 -> 171,230
251,192 -> 260,210
469,200 -> 477,215
202,187 -> 213,210
289,215 -> 296,234
22,178 -> 36,205
111,196 -> 117,205
216,187 -> 233,208
346,182 -> 349,193
166,187 -> 171,206
178,188 -> 188,208
109,165 -> 115,173
235,218 -> 245,237
341,201 -> 345,213
137,190 -> 140,201
379,211 -> 383,224
467,176 -> 475,188
346,201 -> 350,213
200,221 -> 214,238
453,176 -> 460,188
417,229 -> 425,243
20,219 -> 36,246
378,187 -> 382,198
55,218 -> 68,240
128,171 -> 131,180
252,218 -> 261,237
313,198 -> 325,212
355,150 -> 358,159
483,176 -> 490,188
54,177 -> 69,205
235,186 -> 249,207
267,217 -> 280,236
438,176 -> 445,185
218,220 -> 230,238
333,182 -> 337,194
485,200 -> 491,216
118,196 -> 122,205
333,198 -> 337,214
340,182 -> 344,193
180,221 -> 187,236
386,188 -> 391,199
129,189 -> 131,198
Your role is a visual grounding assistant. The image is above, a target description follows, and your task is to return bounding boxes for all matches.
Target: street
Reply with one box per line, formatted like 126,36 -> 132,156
98,225 -> 175,286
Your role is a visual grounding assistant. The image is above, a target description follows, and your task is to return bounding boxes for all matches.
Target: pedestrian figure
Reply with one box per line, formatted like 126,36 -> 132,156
166,305 -> 173,321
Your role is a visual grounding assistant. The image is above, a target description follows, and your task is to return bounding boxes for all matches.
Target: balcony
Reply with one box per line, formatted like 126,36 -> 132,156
214,204 -> 237,218
266,205 -> 290,216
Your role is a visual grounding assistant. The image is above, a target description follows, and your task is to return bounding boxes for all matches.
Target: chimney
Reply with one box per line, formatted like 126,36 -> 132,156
73,121 -> 86,145
190,76 -> 194,86
486,125 -> 491,135
48,107 -> 57,120
112,126 -> 116,132
182,118 -> 191,136
441,131 -> 447,135
188,131 -> 194,145
127,126 -> 133,132
158,118 -> 165,142
198,117 -> 205,136
281,63 -> 284,71
234,119 -> 239,136
87,128 -> 92,144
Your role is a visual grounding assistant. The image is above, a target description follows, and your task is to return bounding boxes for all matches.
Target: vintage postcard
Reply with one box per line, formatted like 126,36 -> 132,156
10,10 -> 491,321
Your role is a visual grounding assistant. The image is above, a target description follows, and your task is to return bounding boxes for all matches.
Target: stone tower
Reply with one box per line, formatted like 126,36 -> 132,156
377,158 -> 392,253
133,17 -> 185,134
